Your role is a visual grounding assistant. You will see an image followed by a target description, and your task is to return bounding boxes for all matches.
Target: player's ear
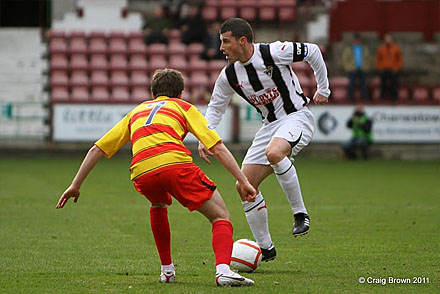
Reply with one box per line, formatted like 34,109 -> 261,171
239,36 -> 247,45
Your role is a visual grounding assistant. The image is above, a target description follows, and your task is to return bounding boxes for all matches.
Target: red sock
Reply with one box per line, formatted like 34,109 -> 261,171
150,207 -> 172,265
212,220 -> 233,266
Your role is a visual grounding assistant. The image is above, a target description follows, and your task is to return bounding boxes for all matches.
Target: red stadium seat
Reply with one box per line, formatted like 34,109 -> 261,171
169,56 -> 188,75
69,54 -> 88,71
147,43 -> 167,59
50,54 -> 68,71
90,71 -> 108,87
412,86 -> 430,104
432,86 -> 440,104
50,70 -> 69,88
278,0 -> 296,22
89,30 -> 106,42
89,54 -> 108,71
70,70 -> 89,88
189,72 -> 209,90
91,86 -> 110,102
168,29 -> 182,44
69,31 -> 86,41
168,42 -> 187,58
49,39 -> 68,55
111,86 -> 130,102
219,0 -> 237,20
108,39 -> 127,55
258,0 -> 277,21
131,86 -> 152,102
69,38 -> 87,55
109,71 -> 129,87
109,54 -> 128,71
188,58 -> 208,73
238,0 -> 258,21
329,77 -> 349,104
48,30 -> 66,42
396,86 -> 410,104
108,30 -> 126,42
130,71 -> 150,88
208,59 -> 227,76
70,86 -> 89,101
292,62 -> 313,77
201,6 -> 218,22
51,86 -> 69,102
147,58 -> 168,75
128,31 -> 144,43
89,39 -> 107,55
128,54 -> 148,72
128,39 -> 147,55
187,43 -> 204,59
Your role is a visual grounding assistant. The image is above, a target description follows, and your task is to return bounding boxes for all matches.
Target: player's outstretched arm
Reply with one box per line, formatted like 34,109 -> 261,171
56,145 -> 105,209
209,142 -> 256,202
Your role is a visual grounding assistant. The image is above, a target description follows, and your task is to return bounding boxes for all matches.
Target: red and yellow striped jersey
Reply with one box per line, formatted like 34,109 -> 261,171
95,96 -> 221,180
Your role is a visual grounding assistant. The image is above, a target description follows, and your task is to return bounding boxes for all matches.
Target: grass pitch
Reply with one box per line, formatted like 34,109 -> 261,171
0,153 -> 439,293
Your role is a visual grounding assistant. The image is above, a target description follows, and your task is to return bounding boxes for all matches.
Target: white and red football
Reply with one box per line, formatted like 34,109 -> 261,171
230,239 -> 262,272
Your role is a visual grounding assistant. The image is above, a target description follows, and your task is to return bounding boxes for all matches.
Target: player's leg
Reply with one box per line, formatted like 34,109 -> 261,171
197,190 -> 254,287
133,174 -> 175,283
266,108 -> 315,236
239,164 -> 276,261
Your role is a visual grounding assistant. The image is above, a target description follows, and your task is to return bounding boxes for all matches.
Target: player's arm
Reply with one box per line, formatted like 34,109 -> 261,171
209,142 -> 256,202
198,70 -> 234,163
56,145 -> 104,209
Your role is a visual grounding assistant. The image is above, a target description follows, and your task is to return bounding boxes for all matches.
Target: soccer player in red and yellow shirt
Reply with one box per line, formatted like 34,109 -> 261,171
56,69 -> 256,287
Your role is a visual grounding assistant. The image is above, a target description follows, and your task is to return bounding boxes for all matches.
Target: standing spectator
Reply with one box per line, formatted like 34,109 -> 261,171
180,5 -> 207,45
143,5 -> 172,45
375,33 -> 403,101
342,104 -> 373,160
201,21 -> 224,61
343,33 -> 371,101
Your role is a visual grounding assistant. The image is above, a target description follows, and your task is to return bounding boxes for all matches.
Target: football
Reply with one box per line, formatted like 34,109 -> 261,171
230,239 -> 262,272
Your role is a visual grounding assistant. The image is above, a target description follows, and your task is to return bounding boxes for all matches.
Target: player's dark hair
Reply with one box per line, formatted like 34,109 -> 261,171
220,18 -> 253,43
151,68 -> 184,98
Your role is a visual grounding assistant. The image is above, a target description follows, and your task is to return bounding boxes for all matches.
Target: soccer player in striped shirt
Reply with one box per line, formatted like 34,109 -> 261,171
56,69 -> 256,287
198,18 -> 331,262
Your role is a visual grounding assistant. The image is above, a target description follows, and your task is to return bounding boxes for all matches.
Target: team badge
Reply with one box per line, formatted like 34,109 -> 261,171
263,66 -> 273,78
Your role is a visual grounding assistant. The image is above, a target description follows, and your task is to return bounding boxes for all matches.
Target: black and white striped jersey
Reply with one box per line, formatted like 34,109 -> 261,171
205,41 -> 330,126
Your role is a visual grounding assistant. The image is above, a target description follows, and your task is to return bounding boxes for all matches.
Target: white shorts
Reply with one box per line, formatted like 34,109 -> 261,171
242,107 -> 315,165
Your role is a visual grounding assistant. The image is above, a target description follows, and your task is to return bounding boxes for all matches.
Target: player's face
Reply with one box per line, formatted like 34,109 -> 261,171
220,31 -> 244,63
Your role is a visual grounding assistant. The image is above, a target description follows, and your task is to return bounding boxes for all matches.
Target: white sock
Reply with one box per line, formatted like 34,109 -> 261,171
271,157 -> 307,215
242,192 -> 273,249
216,263 -> 233,275
161,263 -> 175,273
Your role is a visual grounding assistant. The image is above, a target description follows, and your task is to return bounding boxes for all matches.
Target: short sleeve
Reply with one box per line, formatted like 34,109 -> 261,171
185,105 -> 221,149
95,115 -> 130,158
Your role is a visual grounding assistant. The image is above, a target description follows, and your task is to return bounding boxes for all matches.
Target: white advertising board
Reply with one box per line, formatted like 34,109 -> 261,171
239,105 -> 440,143
52,104 -> 233,142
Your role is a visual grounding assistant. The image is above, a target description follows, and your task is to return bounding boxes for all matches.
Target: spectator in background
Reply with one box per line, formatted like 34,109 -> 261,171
180,5 -> 207,45
342,104 -> 373,160
375,33 -> 403,101
143,5 -> 172,45
201,21 -> 224,61
343,33 -> 371,101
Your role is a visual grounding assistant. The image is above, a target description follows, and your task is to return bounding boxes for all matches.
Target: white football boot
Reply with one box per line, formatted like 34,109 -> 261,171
216,272 -> 254,287
159,271 -> 175,283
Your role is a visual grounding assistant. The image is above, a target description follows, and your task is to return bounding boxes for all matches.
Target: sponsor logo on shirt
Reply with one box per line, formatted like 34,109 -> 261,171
248,88 -> 280,106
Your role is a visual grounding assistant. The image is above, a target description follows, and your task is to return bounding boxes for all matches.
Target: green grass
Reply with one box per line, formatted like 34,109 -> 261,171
0,154 -> 439,293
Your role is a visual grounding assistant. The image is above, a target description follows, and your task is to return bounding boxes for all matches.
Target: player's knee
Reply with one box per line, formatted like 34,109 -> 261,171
265,148 -> 284,165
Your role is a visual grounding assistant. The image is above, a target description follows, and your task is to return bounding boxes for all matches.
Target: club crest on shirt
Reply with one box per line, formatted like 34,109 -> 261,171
207,124 -> 215,130
263,66 -> 273,78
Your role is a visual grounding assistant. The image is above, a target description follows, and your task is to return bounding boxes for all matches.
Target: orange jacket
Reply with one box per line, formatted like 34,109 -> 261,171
375,43 -> 402,71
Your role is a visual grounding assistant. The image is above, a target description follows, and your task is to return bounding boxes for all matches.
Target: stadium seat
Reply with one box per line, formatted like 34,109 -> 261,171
131,86 -> 152,102
169,56 -> 188,75
432,86 -> 440,104
70,86 -> 89,101
201,5 -> 218,22
89,30 -> 106,42
70,70 -> 89,88
397,86 -> 410,104
208,59 -> 227,76
258,0 -> 277,21
109,71 -> 129,87
189,72 -> 209,90
91,86 -> 110,102
69,31 -> 86,41
50,54 -> 68,71
109,54 -> 128,72
219,0 -> 238,20
412,85 -> 430,104
181,90 -> 192,102
168,29 -> 182,44
128,31 -> 144,43
89,54 -> 108,71
111,86 -> 130,102
128,54 -> 148,72
147,43 -> 167,59
90,70 -> 109,87
128,39 -> 147,55
168,42 -> 187,58
329,77 -> 349,104
48,30 -> 66,42
147,58 -> 168,75
69,54 -> 88,71
108,30 -> 126,42
292,62 -> 313,77
50,71 -> 69,88
129,71 -> 150,88
49,39 -> 68,55
51,86 -> 69,102
108,39 -> 127,55
88,39 -> 108,55
188,58 -> 208,74
238,0 -> 258,21
277,0 -> 296,22
69,38 -> 87,55
187,43 -> 205,59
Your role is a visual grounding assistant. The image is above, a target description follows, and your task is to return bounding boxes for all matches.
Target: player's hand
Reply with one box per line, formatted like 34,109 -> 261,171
313,92 -> 329,105
56,185 -> 80,209
236,180 -> 257,202
198,142 -> 214,164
